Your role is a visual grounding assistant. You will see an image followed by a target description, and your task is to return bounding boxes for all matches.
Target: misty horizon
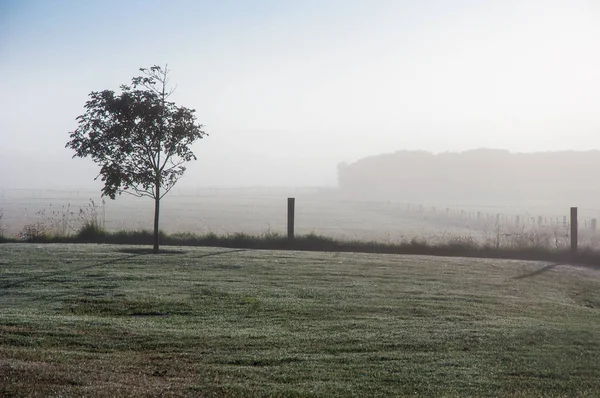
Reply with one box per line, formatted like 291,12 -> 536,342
0,148 -> 600,191
2,1 -> 600,192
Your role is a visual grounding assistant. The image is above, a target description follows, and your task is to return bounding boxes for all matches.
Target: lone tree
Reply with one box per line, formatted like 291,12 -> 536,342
66,65 -> 207,253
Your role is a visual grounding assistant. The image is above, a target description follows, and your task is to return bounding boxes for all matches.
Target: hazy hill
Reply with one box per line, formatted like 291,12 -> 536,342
337,149 -> 600,206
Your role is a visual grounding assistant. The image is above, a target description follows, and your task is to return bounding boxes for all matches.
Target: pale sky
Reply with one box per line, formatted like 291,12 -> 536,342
1,0 -> 600,189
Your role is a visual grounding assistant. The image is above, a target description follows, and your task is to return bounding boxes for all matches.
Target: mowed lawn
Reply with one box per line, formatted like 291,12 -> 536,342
1,244 -> 600,397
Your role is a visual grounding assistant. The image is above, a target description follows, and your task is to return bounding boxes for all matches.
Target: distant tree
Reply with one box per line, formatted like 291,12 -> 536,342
66,65 -> 207,253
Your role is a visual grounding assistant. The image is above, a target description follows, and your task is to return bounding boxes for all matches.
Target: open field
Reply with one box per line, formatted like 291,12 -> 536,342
1,244 -> 600,396
2,188 -> 600,249
0,191 -> 480,240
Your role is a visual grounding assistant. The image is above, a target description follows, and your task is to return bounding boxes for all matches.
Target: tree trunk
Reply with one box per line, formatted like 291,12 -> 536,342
153,181 -> 160,253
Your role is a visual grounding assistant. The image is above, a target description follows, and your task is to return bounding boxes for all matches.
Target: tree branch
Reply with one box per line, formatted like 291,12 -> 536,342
123,188 -> 155,199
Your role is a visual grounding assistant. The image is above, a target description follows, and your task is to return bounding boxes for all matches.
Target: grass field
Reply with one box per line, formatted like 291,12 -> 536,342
1,244 -> 600,397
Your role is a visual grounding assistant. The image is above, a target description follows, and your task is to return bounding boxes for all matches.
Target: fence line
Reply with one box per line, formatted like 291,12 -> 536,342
1,189 -> 599,248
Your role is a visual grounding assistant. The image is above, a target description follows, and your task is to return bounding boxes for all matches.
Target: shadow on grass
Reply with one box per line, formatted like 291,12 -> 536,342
0,253 -> 145,290
117,248 -> 247,257
0,248 -> 249,292
194,249 -> 248,258
512,263 -> 563,280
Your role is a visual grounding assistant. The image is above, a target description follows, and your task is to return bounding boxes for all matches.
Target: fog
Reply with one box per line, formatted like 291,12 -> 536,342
2,0 -> 600,195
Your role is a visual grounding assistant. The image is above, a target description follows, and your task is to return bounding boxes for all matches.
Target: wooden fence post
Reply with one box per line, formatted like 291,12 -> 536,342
571,207 -> 578,253
287,198 -> 295,240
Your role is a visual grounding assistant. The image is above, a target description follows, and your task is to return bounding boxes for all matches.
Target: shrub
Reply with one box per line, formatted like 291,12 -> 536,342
19,222 -> 48,242
76,223 -> 107,241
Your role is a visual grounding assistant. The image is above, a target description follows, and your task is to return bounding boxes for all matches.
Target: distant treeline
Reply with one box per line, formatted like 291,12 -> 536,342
337,149 -> 600,205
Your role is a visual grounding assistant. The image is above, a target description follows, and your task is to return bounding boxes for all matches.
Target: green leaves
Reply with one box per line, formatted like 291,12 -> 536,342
66,65 -> 207,200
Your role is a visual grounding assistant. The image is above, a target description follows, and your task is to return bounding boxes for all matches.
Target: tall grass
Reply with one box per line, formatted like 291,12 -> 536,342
15,199 -> 106,241
75,199 -> 106,239
0,208 -> 6,243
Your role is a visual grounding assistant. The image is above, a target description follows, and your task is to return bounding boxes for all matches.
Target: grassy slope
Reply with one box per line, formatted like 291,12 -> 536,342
1,244 -> 600,397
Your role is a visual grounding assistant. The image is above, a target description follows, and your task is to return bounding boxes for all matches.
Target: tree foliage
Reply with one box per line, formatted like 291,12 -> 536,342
66,65 -> 206,200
